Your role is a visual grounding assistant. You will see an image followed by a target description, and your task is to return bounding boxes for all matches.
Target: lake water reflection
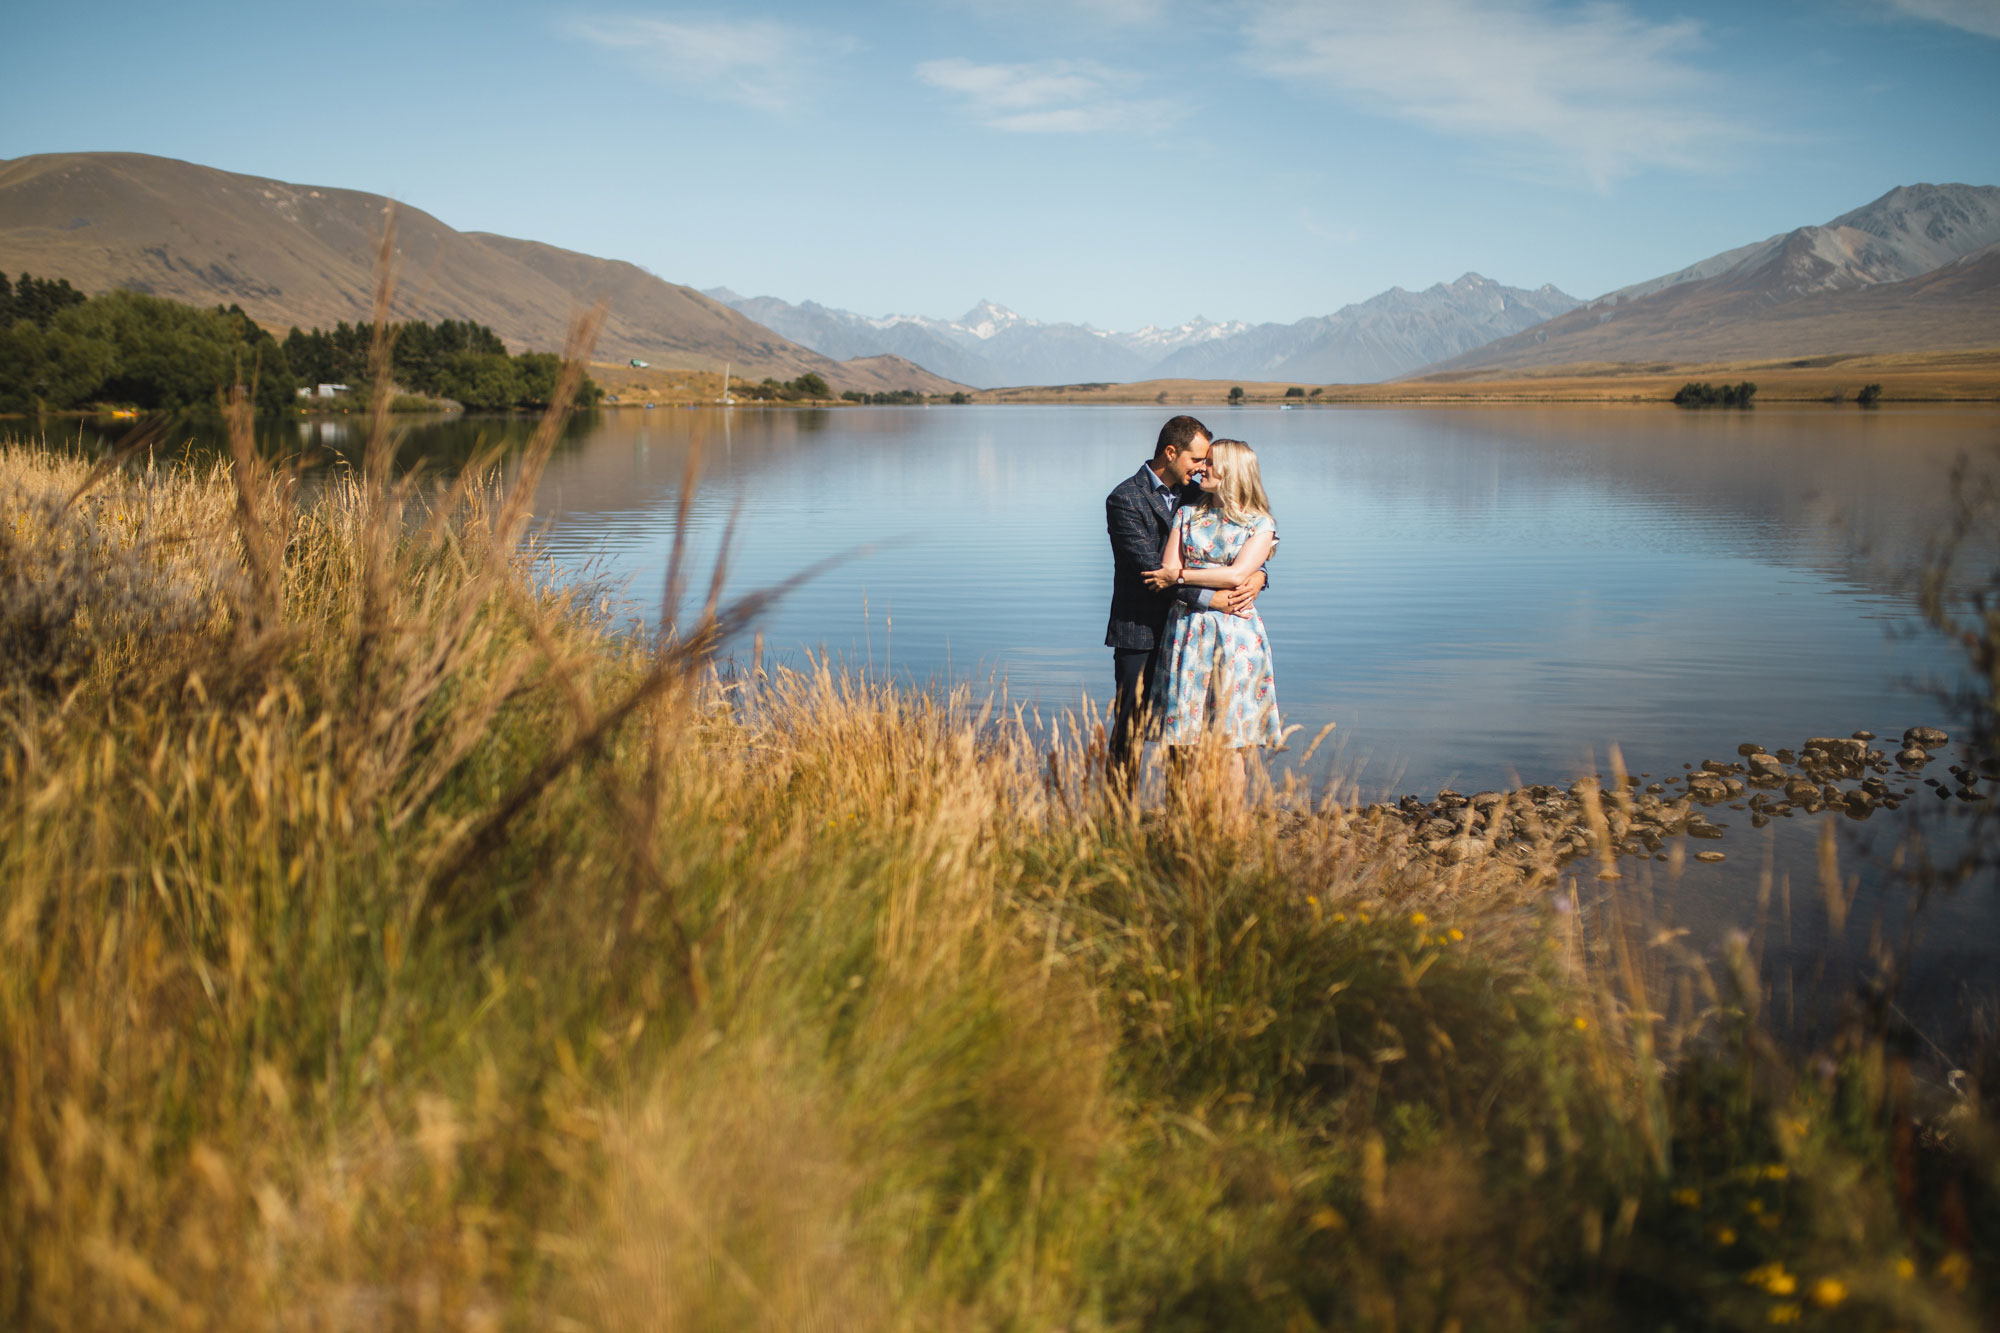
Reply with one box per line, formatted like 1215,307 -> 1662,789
516,404 -> 1990,791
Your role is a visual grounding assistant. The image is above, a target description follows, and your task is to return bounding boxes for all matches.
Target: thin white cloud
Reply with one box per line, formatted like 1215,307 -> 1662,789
1881,0 -> 2000,39
916,57 -> 1179,133
937,0 -> 1172,28
566,13 -> 842,112
1242,0 -> 1749,189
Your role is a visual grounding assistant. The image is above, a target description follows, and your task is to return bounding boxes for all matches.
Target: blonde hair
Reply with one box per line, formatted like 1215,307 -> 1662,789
1199,438 -> 1273,527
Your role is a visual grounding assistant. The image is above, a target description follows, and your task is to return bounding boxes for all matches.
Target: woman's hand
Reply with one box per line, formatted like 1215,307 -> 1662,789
1142,567 -> 1175,591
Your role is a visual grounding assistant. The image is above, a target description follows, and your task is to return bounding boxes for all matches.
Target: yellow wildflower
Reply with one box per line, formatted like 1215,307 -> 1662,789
1744,1263 -> 1795,1295
1807,1277 -> 1846,1309
1714,1226 -> 1738,1246
1894,1257 -> 1915,1280
1761,1164 -> 1789,1181
1357,912 -> 1371,924
1671,1187 -> 1700,1208
1307,895 -> 1319,906
1409,911 -> 1427,925
1572,1016 -> 1590,1031
1448,927 -> 1464,941
1766,1302 -> 1801,1325
1745,1198 -> 1764,1215
1937,1252 -> 1970,1292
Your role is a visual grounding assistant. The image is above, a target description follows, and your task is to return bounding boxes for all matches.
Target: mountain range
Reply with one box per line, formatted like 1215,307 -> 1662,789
1427,183 -> 2000,375
0,152 -> 962,395
2,153 -> 1994,394
706,275 -> 1581,388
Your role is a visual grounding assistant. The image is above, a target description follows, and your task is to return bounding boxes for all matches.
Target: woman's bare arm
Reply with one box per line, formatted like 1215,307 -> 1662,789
1173,525 -> 1276,589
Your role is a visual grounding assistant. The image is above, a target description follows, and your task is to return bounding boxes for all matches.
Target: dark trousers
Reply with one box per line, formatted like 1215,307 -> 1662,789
1109,645 -> 1158,780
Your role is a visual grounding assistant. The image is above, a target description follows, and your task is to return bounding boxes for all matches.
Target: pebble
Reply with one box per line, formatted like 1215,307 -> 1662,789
1376,724 -> 1959,876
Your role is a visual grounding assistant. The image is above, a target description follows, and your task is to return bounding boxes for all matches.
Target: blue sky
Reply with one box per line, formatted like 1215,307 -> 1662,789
6,0 -> 1998,328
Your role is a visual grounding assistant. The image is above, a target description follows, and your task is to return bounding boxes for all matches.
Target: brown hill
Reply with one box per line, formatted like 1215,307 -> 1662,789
0,151 -> 961,395
1428,183 -> 2000,376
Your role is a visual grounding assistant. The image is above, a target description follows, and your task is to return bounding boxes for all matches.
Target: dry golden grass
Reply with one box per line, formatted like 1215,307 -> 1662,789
586,363 -> 731,405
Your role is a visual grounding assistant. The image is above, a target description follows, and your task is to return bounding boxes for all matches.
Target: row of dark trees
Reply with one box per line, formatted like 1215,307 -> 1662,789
840,388 -> 928,405
0,272 -> 597,416
733,372 -> 832,402
0,273 -> 88,331
277,316 -> 597,411
1672,380 -> 1758,408
0,281 -> 299,415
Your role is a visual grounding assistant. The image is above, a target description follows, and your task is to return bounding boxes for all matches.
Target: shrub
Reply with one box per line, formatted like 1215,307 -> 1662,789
1672,380 -> 1757,408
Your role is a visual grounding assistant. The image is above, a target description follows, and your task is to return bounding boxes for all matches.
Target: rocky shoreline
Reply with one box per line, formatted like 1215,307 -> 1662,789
1363,727 -> 1995,878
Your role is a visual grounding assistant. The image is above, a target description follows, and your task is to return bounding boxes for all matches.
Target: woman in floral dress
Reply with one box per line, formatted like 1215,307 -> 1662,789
1141,438 -> 1282,802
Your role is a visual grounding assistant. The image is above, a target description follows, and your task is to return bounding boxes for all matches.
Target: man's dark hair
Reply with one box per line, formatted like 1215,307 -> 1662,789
1153,415 -> 1211,458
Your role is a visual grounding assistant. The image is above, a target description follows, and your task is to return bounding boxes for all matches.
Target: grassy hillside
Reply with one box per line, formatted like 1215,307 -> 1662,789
0,152 -> 956,395
0,388 -> 1993,1326
1429,245 -> 2000,377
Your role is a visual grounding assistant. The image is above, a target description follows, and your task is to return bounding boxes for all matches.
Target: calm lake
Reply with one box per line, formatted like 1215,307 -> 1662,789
77,401 -> 2000,1040
483,403 -> 1996,784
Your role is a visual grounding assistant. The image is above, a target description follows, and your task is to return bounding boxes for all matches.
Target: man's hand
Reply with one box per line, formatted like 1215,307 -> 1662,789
1142,567 -> 1174,591
1220,571 -> 1265,618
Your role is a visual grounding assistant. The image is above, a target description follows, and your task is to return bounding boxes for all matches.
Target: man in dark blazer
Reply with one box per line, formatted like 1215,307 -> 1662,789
1104,414 -> 1266,789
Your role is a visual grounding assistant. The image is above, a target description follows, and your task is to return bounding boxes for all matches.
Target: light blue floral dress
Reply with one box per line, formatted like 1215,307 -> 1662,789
1150,505 -> 1283,747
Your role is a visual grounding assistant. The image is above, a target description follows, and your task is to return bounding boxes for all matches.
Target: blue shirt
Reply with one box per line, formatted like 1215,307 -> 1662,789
1146,462 -> 1216,611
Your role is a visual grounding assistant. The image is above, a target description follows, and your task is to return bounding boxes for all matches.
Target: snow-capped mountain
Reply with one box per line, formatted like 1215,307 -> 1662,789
704,278 -> 1574,388
1436,183 -> 2000,375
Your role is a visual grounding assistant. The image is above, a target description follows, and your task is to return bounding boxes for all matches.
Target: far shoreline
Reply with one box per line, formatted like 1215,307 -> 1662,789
590,346 -> 2000,409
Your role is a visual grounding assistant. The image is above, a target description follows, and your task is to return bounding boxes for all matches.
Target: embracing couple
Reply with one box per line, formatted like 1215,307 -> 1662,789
1104,414 -> 1282,804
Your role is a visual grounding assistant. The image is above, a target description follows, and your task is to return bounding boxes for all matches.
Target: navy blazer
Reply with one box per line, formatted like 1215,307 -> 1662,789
1104,463 -> 1201,650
